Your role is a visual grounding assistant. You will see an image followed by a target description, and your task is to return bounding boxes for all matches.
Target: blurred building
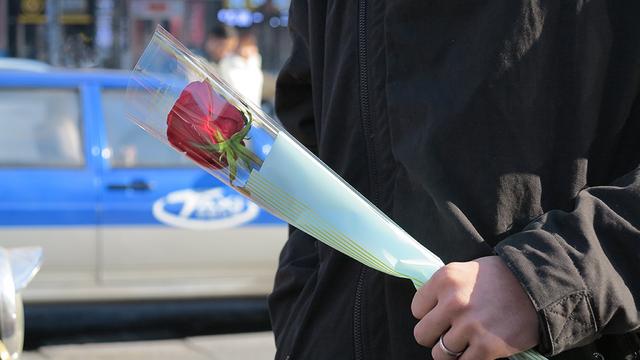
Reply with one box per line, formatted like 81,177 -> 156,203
0,0 -> 291,73
0,1 -> 6,56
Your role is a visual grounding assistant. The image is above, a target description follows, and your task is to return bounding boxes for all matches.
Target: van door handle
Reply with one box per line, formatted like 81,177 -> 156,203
106,180 -> 151,191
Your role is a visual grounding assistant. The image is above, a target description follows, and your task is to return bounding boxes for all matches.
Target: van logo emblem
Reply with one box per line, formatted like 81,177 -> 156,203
152,188 -> 259,229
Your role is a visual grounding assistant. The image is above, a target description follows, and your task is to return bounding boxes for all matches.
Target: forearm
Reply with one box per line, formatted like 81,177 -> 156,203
496,168 -> 640,355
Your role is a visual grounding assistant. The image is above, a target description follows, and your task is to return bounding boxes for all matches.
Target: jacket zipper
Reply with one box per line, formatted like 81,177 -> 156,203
356,0 -> 377,359
354,269 -> 366,360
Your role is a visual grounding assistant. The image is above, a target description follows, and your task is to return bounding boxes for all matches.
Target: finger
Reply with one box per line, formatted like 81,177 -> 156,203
413,305 -> 450,348
411,277 -> 439,319
440,321 -> 471,356
430,326 -> 470,360
431,345 -> 460,360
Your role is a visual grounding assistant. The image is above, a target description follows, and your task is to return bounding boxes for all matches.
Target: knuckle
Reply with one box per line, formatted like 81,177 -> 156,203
416,281 -> 429,295
446,293 -> 469,312
410,300 -> 420,319
410,308 -> 420,320
438,264 -> 465,287
438,265 -> 456,280
411,291 -> 429,318
413,325 -> 427,346
413,285 -> 430,307
431,347 -> 444,360
435,265 -> 451,278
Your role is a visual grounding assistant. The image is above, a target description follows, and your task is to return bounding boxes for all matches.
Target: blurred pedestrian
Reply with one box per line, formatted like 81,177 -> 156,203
203,25 -> 238,76
220,30 -> 264,106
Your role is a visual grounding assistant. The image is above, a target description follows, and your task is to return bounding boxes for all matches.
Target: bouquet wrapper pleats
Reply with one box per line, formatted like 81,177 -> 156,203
126,26 -> 546,360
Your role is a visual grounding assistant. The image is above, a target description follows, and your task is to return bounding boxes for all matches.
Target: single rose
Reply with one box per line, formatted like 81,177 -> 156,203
167,80 -> 262,183
167,80 -> 245,169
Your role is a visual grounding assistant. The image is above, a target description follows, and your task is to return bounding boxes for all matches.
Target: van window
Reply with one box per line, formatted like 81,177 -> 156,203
102,89 -> 194,168
0,89 -> 84,167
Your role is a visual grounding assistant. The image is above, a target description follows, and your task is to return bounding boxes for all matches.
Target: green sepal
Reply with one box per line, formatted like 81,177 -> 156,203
188,110 -> 260,186
227,148 -> 238,184
192,141 -> 223,152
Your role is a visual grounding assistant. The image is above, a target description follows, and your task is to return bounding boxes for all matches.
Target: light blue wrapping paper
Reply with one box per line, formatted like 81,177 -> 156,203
248,134 -> 444,284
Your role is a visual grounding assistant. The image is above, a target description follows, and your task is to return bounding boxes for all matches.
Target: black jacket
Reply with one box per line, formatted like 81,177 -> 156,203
268,1 -> 640,359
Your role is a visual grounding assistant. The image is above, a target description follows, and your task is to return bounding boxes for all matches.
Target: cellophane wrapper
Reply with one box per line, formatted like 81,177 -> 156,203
127,26 -> 545,360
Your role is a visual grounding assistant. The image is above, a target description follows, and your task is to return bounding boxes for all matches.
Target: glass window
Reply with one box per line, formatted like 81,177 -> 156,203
102,89 -> 194,168
0,88 -> 84,167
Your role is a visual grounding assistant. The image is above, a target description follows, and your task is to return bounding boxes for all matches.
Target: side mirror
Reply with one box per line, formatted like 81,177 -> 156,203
0,247 -> 43,360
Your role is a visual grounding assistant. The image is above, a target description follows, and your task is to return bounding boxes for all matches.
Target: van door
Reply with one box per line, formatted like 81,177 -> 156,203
0,85 -> 99,301
97,87 -> 286,299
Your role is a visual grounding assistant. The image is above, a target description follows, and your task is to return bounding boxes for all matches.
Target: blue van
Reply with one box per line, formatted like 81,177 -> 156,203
0,65 -> 287,303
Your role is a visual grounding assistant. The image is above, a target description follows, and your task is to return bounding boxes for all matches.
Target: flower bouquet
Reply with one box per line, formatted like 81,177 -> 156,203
127,26 -> 545,360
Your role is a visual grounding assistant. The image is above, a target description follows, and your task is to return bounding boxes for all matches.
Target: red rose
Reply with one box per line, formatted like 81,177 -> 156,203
167,81 -> 245,169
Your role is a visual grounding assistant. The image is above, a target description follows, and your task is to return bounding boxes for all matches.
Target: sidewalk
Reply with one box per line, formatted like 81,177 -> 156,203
22,332 -> 276,360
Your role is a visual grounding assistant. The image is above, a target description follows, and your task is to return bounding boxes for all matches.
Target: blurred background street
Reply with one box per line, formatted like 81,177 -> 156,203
0,0 -> 292,358
23,332 -> 276,360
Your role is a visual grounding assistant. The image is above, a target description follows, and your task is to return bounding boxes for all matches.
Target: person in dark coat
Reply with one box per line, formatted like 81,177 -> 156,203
268,1 -> 640,359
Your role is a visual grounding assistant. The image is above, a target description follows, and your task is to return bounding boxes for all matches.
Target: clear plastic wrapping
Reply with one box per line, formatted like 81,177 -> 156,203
0,247 -> 42,360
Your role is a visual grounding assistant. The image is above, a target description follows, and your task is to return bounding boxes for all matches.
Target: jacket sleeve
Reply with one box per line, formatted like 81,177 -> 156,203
495,96 -> 640,355
267,0 -> 320,352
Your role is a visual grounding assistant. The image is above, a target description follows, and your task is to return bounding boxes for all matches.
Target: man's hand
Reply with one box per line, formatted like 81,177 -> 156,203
411,256 -> 539,360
